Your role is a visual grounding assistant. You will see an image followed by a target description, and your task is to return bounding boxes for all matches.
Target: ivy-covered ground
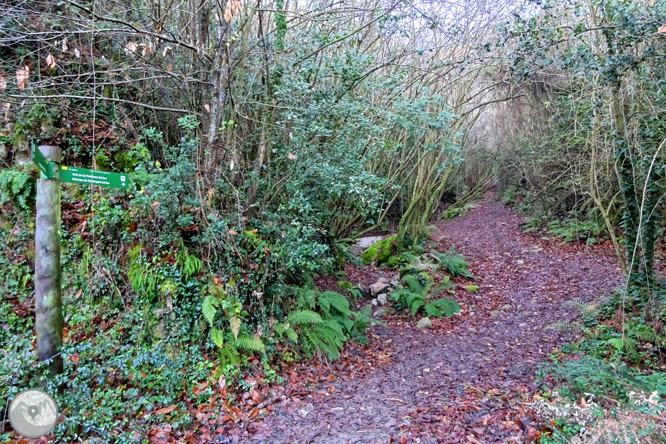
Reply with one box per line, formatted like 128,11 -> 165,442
4,197 -> 665,443
233,197 -> 625,443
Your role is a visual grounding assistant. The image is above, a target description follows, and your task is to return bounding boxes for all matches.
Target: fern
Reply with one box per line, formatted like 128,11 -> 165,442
432,277 -> 455,295
424,298 -> 460,318
319,291 -> 351,317
432,247 -> 473,278
275,322 -> 299,343
404,292 -> 425,315
231,335 -> 265,353
202,295 -> 220,326
288,309 -> 323,325
217,343 -> 241,367
0,168 -> 33,212
402,275 -> 426,294
337,281 -> 361,301
210,328 -> 225,348
285,328 -> 298,343
302,322 -> 347,360
545,322 -> 580,333
177,250 -> 203,278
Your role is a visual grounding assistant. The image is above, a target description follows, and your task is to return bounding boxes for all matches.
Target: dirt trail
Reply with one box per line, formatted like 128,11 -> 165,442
248,197 -> 622,444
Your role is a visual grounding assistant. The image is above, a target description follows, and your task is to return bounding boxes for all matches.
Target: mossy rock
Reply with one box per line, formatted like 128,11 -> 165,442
360,235 -> 396,265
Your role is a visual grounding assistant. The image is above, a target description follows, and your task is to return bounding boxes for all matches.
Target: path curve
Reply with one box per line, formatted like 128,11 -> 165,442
248,198 -> 622,444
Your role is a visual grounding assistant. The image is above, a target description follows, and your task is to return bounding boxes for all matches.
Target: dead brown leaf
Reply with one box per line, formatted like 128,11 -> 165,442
153,405 -> 177,415
16,66 -> 29,91
45,53 -> 56,69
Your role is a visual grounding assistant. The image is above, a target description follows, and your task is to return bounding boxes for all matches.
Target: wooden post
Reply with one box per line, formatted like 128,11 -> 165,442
35,145 -> 63,377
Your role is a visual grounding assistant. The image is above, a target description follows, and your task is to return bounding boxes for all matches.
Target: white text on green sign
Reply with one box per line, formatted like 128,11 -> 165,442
59,166 -> 127,188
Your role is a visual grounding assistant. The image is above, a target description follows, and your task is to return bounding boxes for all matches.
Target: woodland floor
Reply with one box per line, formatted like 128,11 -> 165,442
230,197 -> 623,444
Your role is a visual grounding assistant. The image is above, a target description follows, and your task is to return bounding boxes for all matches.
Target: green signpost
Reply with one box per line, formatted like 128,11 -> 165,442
31,145 -> 128,378
31,145 -> 56,179
59,166 -> 128,188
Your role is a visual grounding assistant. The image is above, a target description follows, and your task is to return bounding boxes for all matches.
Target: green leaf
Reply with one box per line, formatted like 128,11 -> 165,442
210,328 -> 225,348
202,295 -> 220,326
608,338 -> 623,352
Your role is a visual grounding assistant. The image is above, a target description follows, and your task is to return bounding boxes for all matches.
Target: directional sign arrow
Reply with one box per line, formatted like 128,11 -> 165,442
31,146 -> 56,179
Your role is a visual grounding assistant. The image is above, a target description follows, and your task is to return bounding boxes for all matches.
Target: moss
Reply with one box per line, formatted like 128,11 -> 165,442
360,235 -> 396,265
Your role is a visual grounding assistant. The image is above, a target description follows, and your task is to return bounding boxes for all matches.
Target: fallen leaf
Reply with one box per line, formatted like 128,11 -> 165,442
166,64 -> 173,72
61,38 -> 68,51
45,53 -> 56,69
151,202 -> 161,210
229,230 -> 239,235
125,42 -> 139,54
287,153 -> 296,160
204,104 -> 210,113
16,66 -> 29,91
153,405 -> 177,415
659,24 -> 666,34
230,315 -> 240,339
0,75 -> 6,92
219,374 -> 226,389
467,435 -> 482,444
74,48 -> 81,58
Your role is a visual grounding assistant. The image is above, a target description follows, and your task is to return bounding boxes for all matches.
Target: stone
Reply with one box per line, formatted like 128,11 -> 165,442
373,308 -> 386,317
417,317 -> 432,329
377,293 -> 387,305
350,236 -> 385,257
371,299 -> 378,306
502,304 -> 512,310
468,327 -> 478,333
297,403 -> 314,418
369,278 -> 390,296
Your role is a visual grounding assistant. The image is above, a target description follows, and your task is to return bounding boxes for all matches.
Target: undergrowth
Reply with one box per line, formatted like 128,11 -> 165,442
536,288 -> 666,443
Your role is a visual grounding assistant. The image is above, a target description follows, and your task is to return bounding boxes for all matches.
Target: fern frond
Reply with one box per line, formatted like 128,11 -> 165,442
428,298 -> 460,317
218,343 -> 241,367
410,299 -> 425,315
202,295 -> 220,325
285,328 -> 298,343
564,300 -> 589,313
231,335 -> 265,353
320,291 -> 351,317
424,304 -> 443,318
288,309 -> 323,325
403,275 -> 425,294
545,322 -> 580,333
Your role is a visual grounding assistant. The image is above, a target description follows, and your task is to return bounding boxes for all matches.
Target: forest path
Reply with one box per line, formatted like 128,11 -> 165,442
244,197 -> 622,444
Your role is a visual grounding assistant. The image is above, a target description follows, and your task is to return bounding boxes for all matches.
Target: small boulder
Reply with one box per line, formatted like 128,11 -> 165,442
369,278 -> 390,296
350,236 -> 385,257
373,308 -> 386,317
377,293 -> 387,305
417,317 -> 432,329
298,403 -> 314,418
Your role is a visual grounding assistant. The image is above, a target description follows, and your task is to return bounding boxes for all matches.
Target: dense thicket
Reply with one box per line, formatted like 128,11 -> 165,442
2,0 -> 666,440
0,0 -> 518,440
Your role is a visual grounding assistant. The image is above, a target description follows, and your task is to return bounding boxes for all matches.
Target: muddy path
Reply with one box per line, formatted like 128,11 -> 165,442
245,197 -> 623,444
